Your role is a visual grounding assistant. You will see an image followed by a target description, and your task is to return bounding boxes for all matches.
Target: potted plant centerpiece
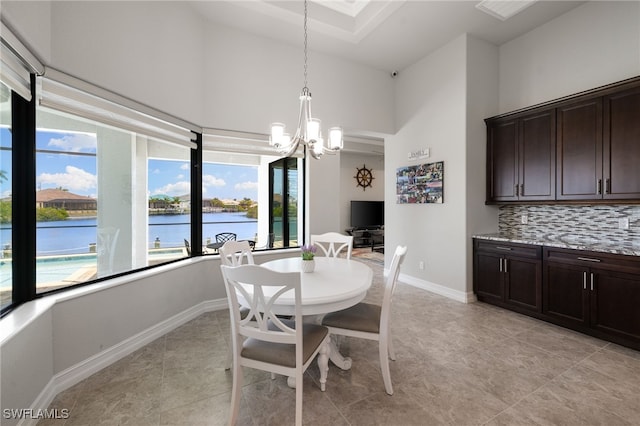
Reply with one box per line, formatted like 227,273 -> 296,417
300,244 -> 317,273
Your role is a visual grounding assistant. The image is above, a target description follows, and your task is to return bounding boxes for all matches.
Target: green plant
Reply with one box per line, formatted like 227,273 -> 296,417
36,207 -> 69,222
301,244 -> 316,261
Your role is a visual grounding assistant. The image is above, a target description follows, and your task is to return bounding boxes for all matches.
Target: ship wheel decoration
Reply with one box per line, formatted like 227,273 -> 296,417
354,164 -> 374,191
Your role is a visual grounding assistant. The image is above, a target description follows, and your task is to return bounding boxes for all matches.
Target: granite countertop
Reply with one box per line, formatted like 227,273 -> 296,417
473,233 -> 640,257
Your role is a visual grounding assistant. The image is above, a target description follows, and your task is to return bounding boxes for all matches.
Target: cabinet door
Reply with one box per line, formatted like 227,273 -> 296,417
487,119 -> 518,201
519,111 -> 555,201
505,257 -> 541,312
474,251 -> 504,304
543,261 -> 588,327
590,268 -> 640,342
603,86 -> 640,199
556,98 -> 603,200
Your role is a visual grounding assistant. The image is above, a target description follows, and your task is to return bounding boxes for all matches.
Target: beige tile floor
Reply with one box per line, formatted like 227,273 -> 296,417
39,256 -> 640,425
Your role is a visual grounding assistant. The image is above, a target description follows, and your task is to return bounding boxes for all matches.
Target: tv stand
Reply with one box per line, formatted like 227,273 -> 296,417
346,227 -> 384,253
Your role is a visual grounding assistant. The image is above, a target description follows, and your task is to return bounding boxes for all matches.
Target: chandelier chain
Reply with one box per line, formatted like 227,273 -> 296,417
303,0 -> 308,89
269,0 -> 342,159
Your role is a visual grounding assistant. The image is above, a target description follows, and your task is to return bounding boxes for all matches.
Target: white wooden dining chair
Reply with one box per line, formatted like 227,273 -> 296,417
220,264 -> 331,426
219,240 -> 256,370
321,245 -> 407,395
219,240 -> 255,266
310,232 -> 354,259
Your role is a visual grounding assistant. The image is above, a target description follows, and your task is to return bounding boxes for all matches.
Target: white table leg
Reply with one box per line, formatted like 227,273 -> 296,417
328,336 -> 352,370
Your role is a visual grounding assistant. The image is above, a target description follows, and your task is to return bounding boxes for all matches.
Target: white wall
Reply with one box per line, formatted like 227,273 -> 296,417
465,36 -> 500,287
388,34 -> 469,296
48,1 -> 207,126
340,152 -> 384,232
388,33 -> 498,299
499,1 -> 640,113
202,23 -> 394,136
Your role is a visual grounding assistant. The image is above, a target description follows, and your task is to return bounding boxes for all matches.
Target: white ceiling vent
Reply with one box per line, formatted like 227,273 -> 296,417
476,0 -> 538,21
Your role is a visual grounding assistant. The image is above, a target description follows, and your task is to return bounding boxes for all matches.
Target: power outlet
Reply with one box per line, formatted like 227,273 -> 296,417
419,261 -> 425,270
619,217 -> 630,230
521,214 -> 528,225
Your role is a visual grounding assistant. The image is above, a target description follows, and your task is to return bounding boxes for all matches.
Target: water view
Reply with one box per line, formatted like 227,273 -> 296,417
1,212 -> 258,256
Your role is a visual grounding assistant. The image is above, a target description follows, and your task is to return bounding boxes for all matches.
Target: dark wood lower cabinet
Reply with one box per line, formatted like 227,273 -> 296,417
543,261 -> 589,327
542,247 -> 640,350
474,240 -> 640,351
473,239 -> 542,314
589,267 -> 640,343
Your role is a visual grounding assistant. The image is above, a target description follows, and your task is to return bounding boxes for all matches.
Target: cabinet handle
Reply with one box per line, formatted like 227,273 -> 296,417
504,258 -> 508,274
583,271 -> 587,290
590,273 -> 594,291
499,258 -> 503,272
515,184 -> 519,197
605,178 -> 610,194
520,184 -> 524,196
577,257 -> 601,263
597,179 -> 602,195
495,246 -> 513,251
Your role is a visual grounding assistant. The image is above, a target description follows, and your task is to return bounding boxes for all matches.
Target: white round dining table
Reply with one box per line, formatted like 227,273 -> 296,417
260,256 -> 373,316
260,256 -> 373,374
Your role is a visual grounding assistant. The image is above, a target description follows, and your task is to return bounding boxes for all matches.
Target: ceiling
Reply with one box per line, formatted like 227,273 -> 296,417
188,0 -> 586,73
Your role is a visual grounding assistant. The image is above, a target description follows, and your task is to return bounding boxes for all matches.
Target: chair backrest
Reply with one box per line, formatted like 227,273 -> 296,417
220,264 -> 303,353
380,245 -> 407,329
219,240 -> 255,266
310,232 -> 354,259
216,232 -> 237,243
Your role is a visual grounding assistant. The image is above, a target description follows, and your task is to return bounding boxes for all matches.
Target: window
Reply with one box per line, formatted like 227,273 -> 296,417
34,76 -> 195,293
201,130 -> 303,251
0,82 -> 12,311
148,158 -> 191,262
201,162 -> 258,250
0,64 -> 306,315
270,157 -> 301,248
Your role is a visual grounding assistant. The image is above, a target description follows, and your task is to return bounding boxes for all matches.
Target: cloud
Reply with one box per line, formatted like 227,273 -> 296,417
48,133 -> 97,153
235,181 -> 258,191
151,181 -> 190,196
203,174 -> 226,188
37,166 -> 97,192
176,174 -> 184,180
180,163 -> 189,170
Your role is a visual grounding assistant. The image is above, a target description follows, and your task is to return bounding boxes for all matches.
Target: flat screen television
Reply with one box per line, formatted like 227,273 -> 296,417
350,201 -> 384,229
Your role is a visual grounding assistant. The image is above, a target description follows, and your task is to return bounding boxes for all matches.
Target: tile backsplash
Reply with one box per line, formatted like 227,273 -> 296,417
499,205 -> 640,245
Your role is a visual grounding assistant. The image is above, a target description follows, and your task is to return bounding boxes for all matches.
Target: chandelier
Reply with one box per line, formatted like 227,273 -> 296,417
269,0 -> 343,159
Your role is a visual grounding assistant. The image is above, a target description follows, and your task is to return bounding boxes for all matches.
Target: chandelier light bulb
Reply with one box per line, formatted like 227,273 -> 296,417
270,122 -> 286,147
328,127 -> 343,150
306,118 -> 321,141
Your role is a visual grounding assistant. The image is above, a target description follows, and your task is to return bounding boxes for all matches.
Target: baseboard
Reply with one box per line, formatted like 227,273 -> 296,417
19,298 -> 228,426
398,272 -> 476,303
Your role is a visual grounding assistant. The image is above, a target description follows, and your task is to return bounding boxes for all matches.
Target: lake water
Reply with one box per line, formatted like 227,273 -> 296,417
0,212 -> 260,256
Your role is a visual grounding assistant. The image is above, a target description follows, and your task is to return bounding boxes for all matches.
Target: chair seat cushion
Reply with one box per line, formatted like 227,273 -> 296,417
322,302 -> 381,333
241,320 -> 329,367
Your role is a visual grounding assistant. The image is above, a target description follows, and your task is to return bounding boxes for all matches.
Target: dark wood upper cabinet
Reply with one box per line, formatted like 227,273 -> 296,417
486,76 -> 640,203
603,86 -> 640,199
519,111 -> 555,201
486,110 -> 555,202
556,98 -> 603,200
487,119 -> 518,201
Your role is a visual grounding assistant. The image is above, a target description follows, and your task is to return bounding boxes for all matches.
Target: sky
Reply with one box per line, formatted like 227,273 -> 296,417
0,127 -> 258,201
